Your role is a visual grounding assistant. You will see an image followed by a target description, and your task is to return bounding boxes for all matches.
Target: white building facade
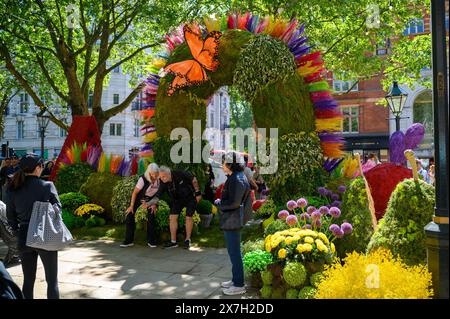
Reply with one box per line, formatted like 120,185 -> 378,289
204,86 -> 231,151
1,68 -> 142,159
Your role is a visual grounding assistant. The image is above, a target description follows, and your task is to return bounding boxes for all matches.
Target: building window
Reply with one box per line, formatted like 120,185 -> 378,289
110,123 -> 122,136
341,106 -> 359,133
88,93 -> 93,109
333,80 -> 358,93
376,38 -> 391,55
17,120 -> 25,139
134,119 -> 140,137
60,127 -> 67,137
113,94 -> 120,104
19,93 -> 29,113
403,18 -> 425,35
113,66 -> 120,73
210,111 -> 215,128
413,90 -> 434,152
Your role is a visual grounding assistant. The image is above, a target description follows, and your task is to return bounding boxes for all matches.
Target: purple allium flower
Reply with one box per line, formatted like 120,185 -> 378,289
306,206 -> 316,215
319,206 -> 330,215
286,214 -> 298,226
300,213 -> 310,221
302,224 -> 312,229
325,189 -> 333,197
334,228 -> 344,238
287,200 -> 298,210
297,198 -> 308,208
331,200 -> 342,208
331,193 -> 340,201
311,210 -> 321,221
329,224 -> 340,233
318,187 -> 328,196
338,185 -> 347,193
313,219 -> 322,228
329,207 -> 341,218
278,210 -> 289,220
341,222 -> 353,235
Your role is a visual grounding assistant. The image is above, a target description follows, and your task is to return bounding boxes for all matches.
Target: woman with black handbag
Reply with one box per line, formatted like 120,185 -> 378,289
5,153 -> 60,299
216,152 -> 251,296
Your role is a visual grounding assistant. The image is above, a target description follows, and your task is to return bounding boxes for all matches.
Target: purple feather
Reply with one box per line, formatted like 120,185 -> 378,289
288,30 -> 301,46
389,131 -> 406,164
319,133 -> 345,143
292,46 -> 311,57
141,143 -> 153,151
323,158 -> 344,172
313,100 -> 339,110
245,15 -> 254,31
404,123 -> 425,149
289,37 -> 308,50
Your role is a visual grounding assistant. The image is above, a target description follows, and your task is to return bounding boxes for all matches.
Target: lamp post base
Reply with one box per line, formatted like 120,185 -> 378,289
425,221 -> 449,299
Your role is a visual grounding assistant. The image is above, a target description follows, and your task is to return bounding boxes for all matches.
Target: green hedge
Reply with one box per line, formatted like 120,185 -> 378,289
80,172 -> 122,221
367,179 -> 435,265
59,192 -> 90,214
55,163 -> 94,194
111,175 -> 140,224
336,177 -> 374,258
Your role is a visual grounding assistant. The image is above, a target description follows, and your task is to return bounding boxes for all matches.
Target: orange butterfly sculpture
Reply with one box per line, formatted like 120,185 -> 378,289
164,24 -> 222,96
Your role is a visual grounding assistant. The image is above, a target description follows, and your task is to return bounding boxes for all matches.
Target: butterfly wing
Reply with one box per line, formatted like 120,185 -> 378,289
184,24 -> 204,60
195,31 -> 222,71
165,60 -> 207,95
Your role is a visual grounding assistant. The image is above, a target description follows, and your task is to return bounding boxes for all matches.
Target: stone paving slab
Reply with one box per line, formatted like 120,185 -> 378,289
1,240 -> 258,299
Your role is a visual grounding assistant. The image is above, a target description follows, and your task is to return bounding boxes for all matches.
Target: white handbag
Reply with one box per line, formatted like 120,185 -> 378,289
26,201 -> 73,251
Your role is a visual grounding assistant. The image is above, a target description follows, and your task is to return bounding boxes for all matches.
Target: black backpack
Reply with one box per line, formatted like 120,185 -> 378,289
0,261 -> 23,299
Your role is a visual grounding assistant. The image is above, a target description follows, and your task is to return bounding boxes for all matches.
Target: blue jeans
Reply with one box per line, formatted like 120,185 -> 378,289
224,230 -> 244,287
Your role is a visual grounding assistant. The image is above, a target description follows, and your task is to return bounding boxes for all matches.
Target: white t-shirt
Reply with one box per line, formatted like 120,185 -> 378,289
136,177 -> 159,197
244,166 -> 254,182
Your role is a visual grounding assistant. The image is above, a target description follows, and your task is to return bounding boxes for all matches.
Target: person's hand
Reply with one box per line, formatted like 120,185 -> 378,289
214,199 -> 221,206
126,206 -> 134,214
141,200 -> 149,209
196,195 -> 202,203
150,204 -> 157,214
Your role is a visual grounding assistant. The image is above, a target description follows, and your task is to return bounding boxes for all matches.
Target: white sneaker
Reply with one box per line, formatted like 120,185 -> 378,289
120,243 -> 134,248
147,243 -> 157,248
222,285 -> 246,296
221,280 -> 233,288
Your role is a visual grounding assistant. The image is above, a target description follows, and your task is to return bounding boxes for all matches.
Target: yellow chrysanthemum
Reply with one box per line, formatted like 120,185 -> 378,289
330,243 -> 336,254
304,236 -> 314,244
290,228 -> 301,232
278,248 -> 287,259
296,244 -> 305,253
318,232 -> 330,245
298,230 -> 308,237
285,237 -> 295,245
265,241 -> 272,253
303,243 -> 313,252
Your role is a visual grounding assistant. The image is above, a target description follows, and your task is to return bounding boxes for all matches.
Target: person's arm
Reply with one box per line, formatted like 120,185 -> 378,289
127,187 -> 141,214
192,176 -> 202,202
48,182 -> 61,206
5,192 -> 18,231
219,178 -> 246,211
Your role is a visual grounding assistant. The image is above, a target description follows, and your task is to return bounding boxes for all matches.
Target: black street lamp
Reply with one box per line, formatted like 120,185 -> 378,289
426,0 -> 449,299
36,108 -> 50,159
385,81 -> 408,131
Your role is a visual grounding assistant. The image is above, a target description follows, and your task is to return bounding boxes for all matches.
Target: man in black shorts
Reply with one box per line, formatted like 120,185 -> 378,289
150,166 -> 201,249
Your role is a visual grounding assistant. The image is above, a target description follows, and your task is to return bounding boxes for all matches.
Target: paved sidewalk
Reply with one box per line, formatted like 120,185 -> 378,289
0,240 -> 259,299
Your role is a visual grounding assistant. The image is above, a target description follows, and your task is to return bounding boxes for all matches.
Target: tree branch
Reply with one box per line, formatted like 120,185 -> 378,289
102,81 -> 146,119
34,52 -> 70,103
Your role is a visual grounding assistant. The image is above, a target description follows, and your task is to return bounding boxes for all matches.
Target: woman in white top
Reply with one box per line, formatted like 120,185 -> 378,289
121,163 -> 160,248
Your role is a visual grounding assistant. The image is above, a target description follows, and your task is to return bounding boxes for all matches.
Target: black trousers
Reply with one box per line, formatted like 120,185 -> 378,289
17,226 -> 59,299
124,209 -> 156,245
19,247 -> 59,299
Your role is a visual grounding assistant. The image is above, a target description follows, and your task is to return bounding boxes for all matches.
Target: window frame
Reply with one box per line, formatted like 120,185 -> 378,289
113,94 -> 120,105
341,105 -> 359,134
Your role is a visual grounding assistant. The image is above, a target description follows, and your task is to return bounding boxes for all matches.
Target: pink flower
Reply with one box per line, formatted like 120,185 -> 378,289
306,206 -> 316,215
330,207 -> 341,218
311,211 -> 321,221
296,198 -> 308,208
278,210 -> 289,220
286,200 -> 297,210
286,214 -> 298,226
341,222 -> 353,235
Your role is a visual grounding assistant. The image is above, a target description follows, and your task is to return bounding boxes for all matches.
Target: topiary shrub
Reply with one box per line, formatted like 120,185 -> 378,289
286,288 -> 298,299
196,199 -> 213,215
260,285 -> 272,299
111,175 -> 140,224
154,200 -> 171,232
243,249 -> 274,274
79,172 -> 122,221
85,215 -> 106,228
59,192 -> 90,214
262,132 -> 327,204
264,219 -> 289,237
254,199 -> 276,220
241,239 -> 265,255
260,269 -> 273,286
336,177 -> 374,257
309,272 -> 324,288
55,163 -> 94,194
62,209 -> 84,230
282,261 -> 307,288
367,179 -> 435,265
298,286 -> 317,299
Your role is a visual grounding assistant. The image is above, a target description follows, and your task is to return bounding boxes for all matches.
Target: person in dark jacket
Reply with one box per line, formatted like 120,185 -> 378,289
0,200 -> 20,267
5,153 -> 61,299
203,163 -> 215,203
121,163 -> 160,248
151,166 -> 202,249
0,261 -> 23,299
216,151 -> 251,296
